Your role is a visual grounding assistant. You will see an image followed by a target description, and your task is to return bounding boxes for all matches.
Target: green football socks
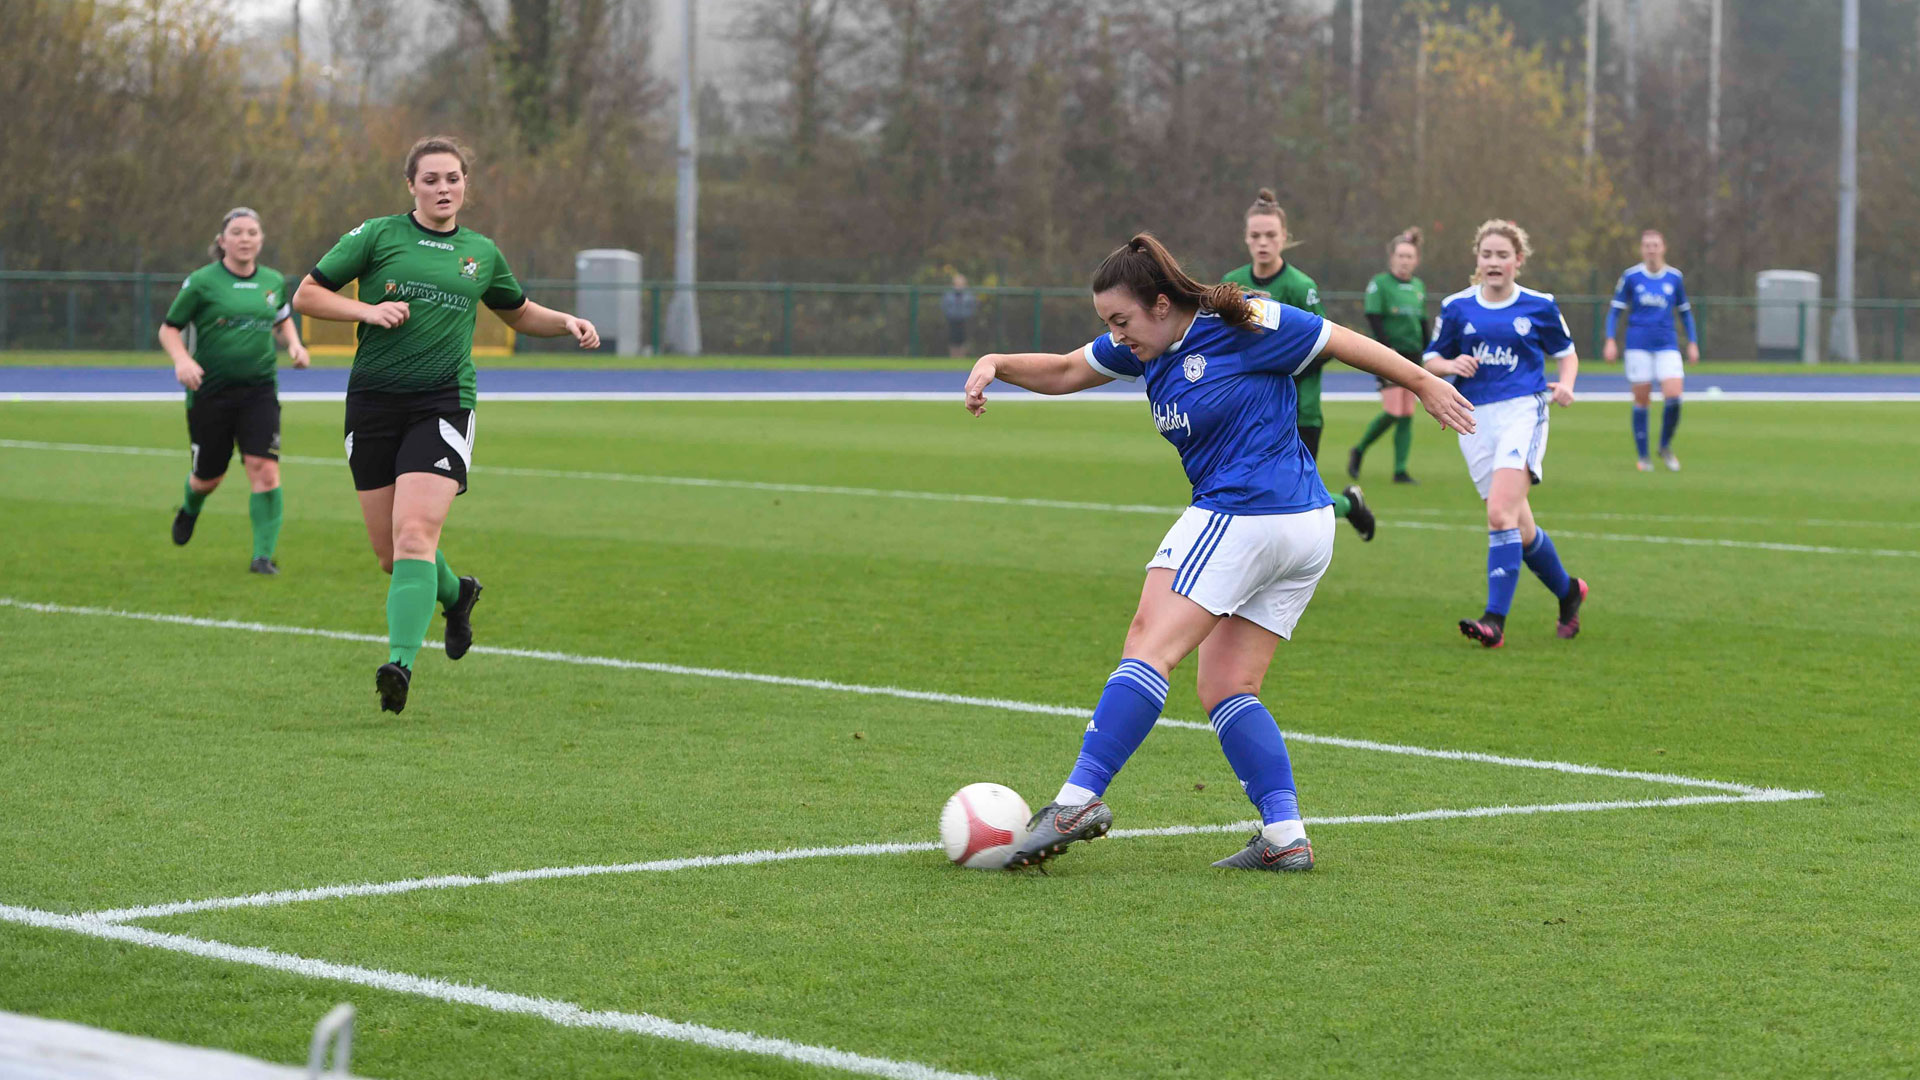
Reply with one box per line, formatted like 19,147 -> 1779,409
248,488 -> 283,561
1393,415 -> 1414,475
181,479 -> 208,515
386,558 -> 438,668
1330,492 -> 1351,518
1355,412 -> 1397,453
434,549 -> 460,608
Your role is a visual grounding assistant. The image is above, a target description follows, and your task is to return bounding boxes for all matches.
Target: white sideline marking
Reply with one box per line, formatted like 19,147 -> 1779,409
0,905 -> 989,1080
5,439 -> 1918,556
0,596 -> 1778,797
1393,507 -> 1920,532
9,390 -> 1920,403
79,792 -> 1817,925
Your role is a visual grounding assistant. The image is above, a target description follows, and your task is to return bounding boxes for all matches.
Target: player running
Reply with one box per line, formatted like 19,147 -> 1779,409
1603,229 -> 1699,471
1347,227 -> 1428,484
1425,220 -> 1589,649
161,207 -> 310,574
291,136 -> 600,713
962,233 -> 1473,872
1220,188 -> 1375,541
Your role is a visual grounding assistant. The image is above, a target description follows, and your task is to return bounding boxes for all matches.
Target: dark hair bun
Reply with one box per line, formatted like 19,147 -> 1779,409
1256,187 -> 1278,204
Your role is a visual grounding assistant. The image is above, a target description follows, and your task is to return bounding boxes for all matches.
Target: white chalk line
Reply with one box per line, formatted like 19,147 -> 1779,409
77,791 -> 1816,925
0,904 -> 990,1080
8,390 -> 1920,403
3,439 -> 1915,555
0,595 -> 1781,798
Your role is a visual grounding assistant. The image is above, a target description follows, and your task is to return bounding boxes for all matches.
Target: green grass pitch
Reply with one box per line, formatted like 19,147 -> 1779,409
1,398 -> 1917,1079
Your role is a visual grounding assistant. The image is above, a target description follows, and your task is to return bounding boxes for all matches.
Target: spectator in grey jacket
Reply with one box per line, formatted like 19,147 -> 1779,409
943,273 -> 978,357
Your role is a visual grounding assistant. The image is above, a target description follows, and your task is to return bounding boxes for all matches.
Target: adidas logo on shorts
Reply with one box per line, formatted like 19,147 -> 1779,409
434,458 -> 451,470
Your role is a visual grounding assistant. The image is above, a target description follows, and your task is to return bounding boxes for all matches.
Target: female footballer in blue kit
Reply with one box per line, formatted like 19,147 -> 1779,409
962,234 -> 1474,872
1424,220 -> 1589,649
1603,229 -> 1699,471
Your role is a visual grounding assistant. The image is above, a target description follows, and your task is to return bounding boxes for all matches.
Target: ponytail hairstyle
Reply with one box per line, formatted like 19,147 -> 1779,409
209,206 -> 262,261
1091,232 -> 1256,330
1388,225 -> 1422,258
1469,218 -> 1532,283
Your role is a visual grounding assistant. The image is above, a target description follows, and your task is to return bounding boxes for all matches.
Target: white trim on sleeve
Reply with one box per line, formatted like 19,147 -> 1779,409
1290,320 -> 1335,377
1082,340 -> 1137,382
1421,351 -> 1445,362
1551,346 -> 1578,358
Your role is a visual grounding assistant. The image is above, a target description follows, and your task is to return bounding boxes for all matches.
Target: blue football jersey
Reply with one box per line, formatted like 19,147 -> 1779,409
1606,263 -> 1697,350
1083,296 -> 1333,515
1424,285 -> 1576,406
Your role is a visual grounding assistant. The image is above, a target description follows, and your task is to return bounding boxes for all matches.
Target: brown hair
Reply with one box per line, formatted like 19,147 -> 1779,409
1470,218 -> 1532,282
405,135 -> 472,181
209,207 -> 261,261
1246,186 -> 1288,230
1641,228 -> 1665,241
1388,225 -> 1422,257
1091,233 -> 1255,329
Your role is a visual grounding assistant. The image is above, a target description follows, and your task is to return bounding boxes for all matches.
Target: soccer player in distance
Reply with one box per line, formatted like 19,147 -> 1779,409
1348,227 -> 1429,484
1603,229 -> 1699,471
962,233 -> 1474,872
292,136 -> 600,713
161,207 -> 310,574
1220,189 -> 1375,541
1424,220 -> 1589,649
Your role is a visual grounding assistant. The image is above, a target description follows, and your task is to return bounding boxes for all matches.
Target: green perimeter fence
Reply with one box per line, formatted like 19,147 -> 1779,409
1,271 -> 1914,362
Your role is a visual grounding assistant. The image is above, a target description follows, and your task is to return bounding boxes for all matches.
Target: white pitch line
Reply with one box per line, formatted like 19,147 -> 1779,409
9,390 -> 1920,403
1392,520 -> 1920,559
0,904 -> 990,1080
77,791 -> 1818,925
0,596 -> 1781,798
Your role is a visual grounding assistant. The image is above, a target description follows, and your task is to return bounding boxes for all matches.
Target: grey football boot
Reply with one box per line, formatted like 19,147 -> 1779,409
1212,833 -> 1315,872
1004,800 -> 1114,869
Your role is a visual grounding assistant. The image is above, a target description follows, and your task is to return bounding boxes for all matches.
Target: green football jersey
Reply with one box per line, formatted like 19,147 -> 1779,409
1364,272 -> 1427,356
312,213 -> 525,408
163,261 -> 289,404
1221,261 -> 1328,427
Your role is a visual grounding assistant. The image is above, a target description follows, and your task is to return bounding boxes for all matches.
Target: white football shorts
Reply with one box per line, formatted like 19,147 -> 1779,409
1623,348 -> 1684,384
1457,391 -> 1550,498
1146,504 -> 1335,639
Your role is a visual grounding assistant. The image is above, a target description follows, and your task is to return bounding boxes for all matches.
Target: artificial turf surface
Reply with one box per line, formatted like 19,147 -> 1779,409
1,398 -> 1916,1079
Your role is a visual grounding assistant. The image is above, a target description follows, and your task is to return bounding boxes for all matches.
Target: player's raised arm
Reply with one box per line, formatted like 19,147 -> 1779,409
1322,324 -> 1474,434
963,351 -> 1111,415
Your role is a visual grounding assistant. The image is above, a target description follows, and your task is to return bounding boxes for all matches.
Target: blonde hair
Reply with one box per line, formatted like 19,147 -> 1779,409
1388,225 -> 1422,258
1470,219 -> 1532,283
209,207 -> 261,261
1092,233 -> 1257,330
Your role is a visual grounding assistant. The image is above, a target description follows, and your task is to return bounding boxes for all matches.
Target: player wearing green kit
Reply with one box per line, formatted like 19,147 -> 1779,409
160,207 -> 310,573
1348,227 -> 1428,484
1221,188 -> 1374,541
293,136 -> 601,713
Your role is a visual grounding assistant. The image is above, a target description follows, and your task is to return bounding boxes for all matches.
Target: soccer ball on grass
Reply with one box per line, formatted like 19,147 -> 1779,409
939,783 -> 1032,869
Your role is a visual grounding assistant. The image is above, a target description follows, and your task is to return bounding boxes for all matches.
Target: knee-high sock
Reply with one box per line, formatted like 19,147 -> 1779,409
1392,415 -> 1414,474
386,558 -> 438,667
1660,398 -> 1682,450
1060,659 -> 1168,800
181,479 -> 208,515
248,488 -> 282,561
1355,411 -> 1396,452
434,549 -> 460,608
1330,492 -> 1351,518
1211,694 -> 1300,827
1486,528 -> 1523,617
1632,406 -> 1650,459
1523,528 -> 1572,598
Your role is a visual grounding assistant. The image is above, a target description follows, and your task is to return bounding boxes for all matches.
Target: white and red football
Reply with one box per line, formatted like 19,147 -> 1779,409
939,783 -> 1032,869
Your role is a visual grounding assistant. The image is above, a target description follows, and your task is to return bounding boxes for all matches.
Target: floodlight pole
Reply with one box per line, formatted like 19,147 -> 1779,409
1349,0 -> 1362,125
1583,0 -> 1597,182
1831,0 -> 1859,362
1706,0 -> 1721,255
667,0 -> 702,354
1624,0 -> 1639,123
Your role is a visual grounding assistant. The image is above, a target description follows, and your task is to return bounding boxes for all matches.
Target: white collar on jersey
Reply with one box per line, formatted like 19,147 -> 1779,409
1633,262 -> 1674,279
1165,310 -> 1202,354
1475,284 -> 1523,310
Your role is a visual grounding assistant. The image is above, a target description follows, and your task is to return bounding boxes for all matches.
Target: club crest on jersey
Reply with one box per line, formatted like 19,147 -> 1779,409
1513,316 -> 1532,337
460,256 -> 479,280
1183,354 -> 1206,382
383,280 -> 398,295
264,291 -> 277,307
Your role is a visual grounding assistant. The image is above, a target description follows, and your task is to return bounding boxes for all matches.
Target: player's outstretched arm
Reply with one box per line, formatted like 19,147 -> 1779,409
495,300 -> 600,349
1322,324 -> 1475,434
291,274 -> 410,328
964,352 -> 1111,416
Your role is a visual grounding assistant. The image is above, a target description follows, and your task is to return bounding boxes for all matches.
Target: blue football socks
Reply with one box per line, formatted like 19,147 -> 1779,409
1523,528 -> 1572,598
1660,398 -> 1682,451
1632,406 -> 1650,459
1061,659 -> 1168,800
1210,694 -> 1300,828
1486,528 -> 1523,617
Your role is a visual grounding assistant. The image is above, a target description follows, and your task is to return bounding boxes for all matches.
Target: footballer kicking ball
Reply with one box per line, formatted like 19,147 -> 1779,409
940,783 -> 1032,869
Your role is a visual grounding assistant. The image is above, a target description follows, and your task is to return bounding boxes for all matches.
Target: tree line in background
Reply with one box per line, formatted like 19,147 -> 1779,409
4,0 -> 1919,299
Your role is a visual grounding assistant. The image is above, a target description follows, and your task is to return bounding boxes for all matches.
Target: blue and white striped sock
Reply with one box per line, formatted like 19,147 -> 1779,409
1060,659 -> 1168,802
1210,694 -> 1301,830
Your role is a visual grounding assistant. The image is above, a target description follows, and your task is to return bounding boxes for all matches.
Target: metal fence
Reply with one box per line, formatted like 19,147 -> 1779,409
2,271 -> 1915,361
